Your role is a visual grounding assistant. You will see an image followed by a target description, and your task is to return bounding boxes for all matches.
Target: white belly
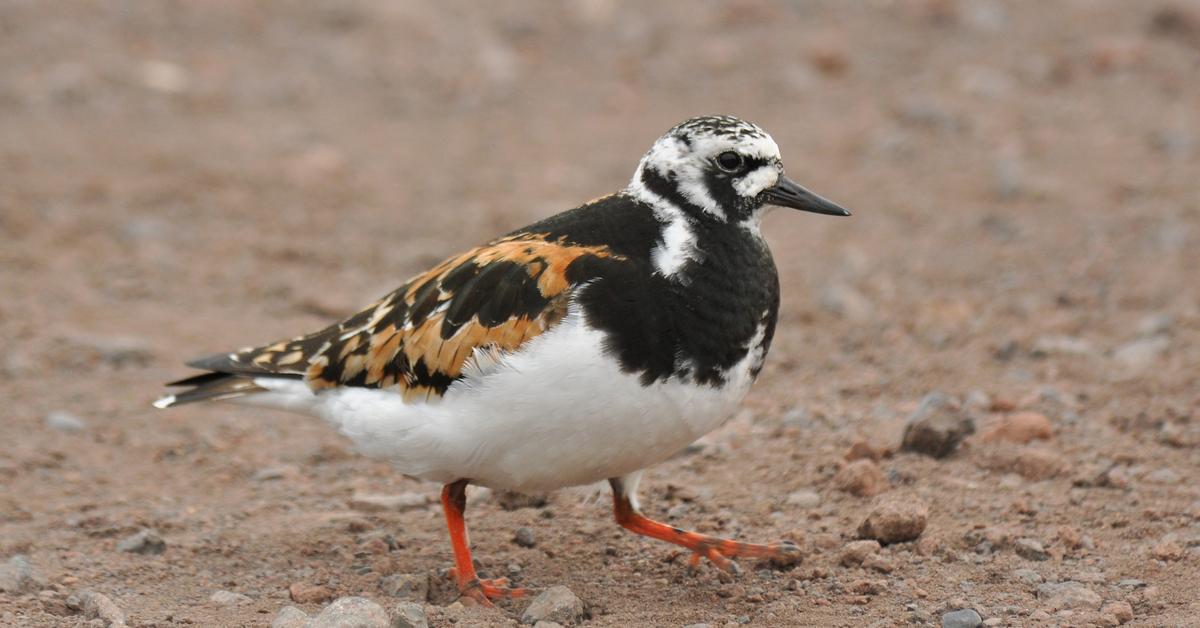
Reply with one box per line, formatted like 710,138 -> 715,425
248,309 -> 764,492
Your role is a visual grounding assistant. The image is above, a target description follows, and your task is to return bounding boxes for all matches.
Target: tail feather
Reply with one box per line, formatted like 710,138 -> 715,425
154,373 -> 268,408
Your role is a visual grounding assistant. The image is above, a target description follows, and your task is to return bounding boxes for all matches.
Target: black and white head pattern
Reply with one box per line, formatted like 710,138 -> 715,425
627,115 -> 785,277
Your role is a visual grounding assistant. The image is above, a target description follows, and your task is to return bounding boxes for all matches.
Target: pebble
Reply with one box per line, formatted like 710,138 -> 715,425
68,590 -> 126,627
271,606 -> 309,628
834,459 -> 888,497
289,582 -> 335,604
0,554 -> 35,593
390,601 -> 429,628
941,608 -> 983,628
378,573 -> 428,601
1036,581 -> 1102,610
514,526 -> 537,548
253,465 -> 297,481
209,590 -> 251,605
786,490 -> 821,509
901,392 -> 975,458
1100,600 -> 1134,625
1014,538 -> 1049,561
496,490 -> 550,510
534,622 -> 565,628
1151,540 -> 1186,561
1012,568 -> 1043,585
44,410 -> 88,432
981,412 -> 1053,444
839,540 -> 881,566
349,492 -> 430,513
1113,336 -> 1170,370
1031,335 -> 1096,357
308,596 -> 389,627
857,497 -> 928,544
844,441 -> 886,462
521,585 -> 585,625
117,529 -> 165,555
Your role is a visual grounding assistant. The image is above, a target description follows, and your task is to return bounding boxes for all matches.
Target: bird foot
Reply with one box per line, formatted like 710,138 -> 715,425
685,539 -> 803,574
448,569 -> 529,606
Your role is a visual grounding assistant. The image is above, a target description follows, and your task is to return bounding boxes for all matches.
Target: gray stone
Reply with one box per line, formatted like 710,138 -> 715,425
1031,335 -> 1095,358
521,585 -> 585,625
349,492 -> 430,513
1036,581 -> 1102,611
1113,336 -> 1170,370
839,540 -> 881,566
209,590 -> 251,605
44,411 -> 87,432
901,392 -> 975,458
309,596 -> 389,628
941,608 -> 983,628
514,527 -> 537,548
786,490 -> 821,509
1012,568 -> 1043,585
271,606 -> 309,628
117,529 -> 165,555
0,555 -> 35,593
389,601 -> 428,628
378,573 -> 428,601
858,498 -> 928,544
1014,538 -> 1048,561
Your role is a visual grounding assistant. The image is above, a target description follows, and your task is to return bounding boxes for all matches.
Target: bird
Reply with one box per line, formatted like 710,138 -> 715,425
155,115 -> 850,605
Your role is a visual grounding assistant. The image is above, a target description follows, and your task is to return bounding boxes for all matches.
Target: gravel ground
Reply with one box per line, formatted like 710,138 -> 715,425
2,2 -> 1198,626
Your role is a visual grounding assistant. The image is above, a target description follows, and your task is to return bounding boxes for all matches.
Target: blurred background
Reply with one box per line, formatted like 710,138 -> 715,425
1,2 -> 1197,626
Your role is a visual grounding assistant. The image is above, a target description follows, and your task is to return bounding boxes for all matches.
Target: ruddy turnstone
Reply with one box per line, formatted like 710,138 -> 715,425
156,115 -> 850,604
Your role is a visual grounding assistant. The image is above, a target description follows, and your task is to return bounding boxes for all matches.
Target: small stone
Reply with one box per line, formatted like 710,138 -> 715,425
389,601 -> 428,628
209,590 -> 251,605
349,492 -> 430,513
514,527 -> 537,548
981,412 -> 1053,444
496,490 -> 550,511
289,582 -> 335,604
271,606 -> 309,628
845,441 -> 886,462
1014,538 -> 1049,561
1036,581 -> 1102,611
1101,600 -> 1134,624
521,585 -> 585,625
1012,568 -> 1043,585
1113,336 -> 1170,370
834,459 -> 888,497
379,573 -> 428,601
1151,540 -> 1186,561
786,490 -> 821,509
0,555 -> 35,593
1144,468 -> 1182,485
839,540 -> 882,566
253,465 -> 297,481
862,554 -> 894,573
309,596 -> 389,627
681,624 -> 712,628
858,497 -> 928,544
901,392 -> 975,458
534,623 -> 565,628
982,619 -> 1002,627
941,608 -> 983,628
978,446 -> 1062,481
44,411 -> 87,432
1031,335 -> 1095,358
71,590 -> 125,627
117,529 -> 165,555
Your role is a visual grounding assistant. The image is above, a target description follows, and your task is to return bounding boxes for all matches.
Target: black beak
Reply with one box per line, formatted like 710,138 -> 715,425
762,175 -> 852,216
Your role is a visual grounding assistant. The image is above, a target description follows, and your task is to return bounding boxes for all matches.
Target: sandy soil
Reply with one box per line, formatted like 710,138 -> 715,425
2,2 -> 1199,626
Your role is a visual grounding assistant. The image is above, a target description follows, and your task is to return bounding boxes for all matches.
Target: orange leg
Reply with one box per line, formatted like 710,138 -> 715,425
441,480 -> 528,605
609,475 -> 801,573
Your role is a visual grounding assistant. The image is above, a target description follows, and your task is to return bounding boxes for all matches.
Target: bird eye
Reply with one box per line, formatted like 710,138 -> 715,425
716,151 -> 744,173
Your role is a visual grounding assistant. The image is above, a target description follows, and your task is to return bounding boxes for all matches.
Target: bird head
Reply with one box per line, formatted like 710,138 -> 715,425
629,115 -> 851,224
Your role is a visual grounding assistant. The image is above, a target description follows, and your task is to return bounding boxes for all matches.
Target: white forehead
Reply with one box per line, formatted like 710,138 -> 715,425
643,117 -> 782,171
